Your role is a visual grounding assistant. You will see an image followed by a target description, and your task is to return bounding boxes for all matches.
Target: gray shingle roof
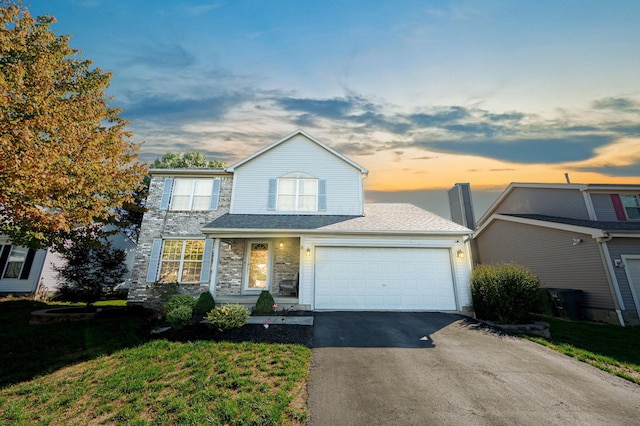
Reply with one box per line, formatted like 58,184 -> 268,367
504,214 -> 640,232
203,203 -> 471,234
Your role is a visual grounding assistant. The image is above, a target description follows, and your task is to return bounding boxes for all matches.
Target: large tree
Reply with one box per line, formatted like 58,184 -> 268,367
0,2 -> 147,249
150,152 -> 226,169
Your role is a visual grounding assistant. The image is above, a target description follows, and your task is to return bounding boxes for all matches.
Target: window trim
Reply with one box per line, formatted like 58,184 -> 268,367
158,239 -> 205,284
620,194 -> 640,221
276,177 -> 318,212
1,245 -> 26,279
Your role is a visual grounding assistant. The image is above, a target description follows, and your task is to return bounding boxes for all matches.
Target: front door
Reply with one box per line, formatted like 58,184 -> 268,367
244,241 -> 271,293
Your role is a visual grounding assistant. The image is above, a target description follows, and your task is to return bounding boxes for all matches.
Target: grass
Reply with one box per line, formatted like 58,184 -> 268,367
0,298 -> 312,425
525,316 -> 640,385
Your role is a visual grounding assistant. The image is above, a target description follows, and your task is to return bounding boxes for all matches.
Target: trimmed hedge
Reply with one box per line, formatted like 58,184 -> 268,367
254,290 -> 275,314
166,305 -> 194,329
471,263 -> 545,324
194,292 -> 216,315
206,304 -> 250,332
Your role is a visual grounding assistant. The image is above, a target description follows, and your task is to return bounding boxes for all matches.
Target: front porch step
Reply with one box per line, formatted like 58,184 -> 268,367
215,296 -> 310,312
248,316 -> 314,325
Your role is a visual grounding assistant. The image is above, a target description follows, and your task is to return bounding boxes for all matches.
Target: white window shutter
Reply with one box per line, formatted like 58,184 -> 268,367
267,179 -> 277,210
318,180 -> 327,211
200,239 -> 214,282
159,178 -> 174,210
146,239 -> 163,282
209,179 -> 221,210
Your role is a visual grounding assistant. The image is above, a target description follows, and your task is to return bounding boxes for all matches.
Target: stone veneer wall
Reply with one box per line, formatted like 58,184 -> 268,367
128,174 -> 232,307
273,238 -> 300,295
215,237 -> 300,297
215,240 -> 245,296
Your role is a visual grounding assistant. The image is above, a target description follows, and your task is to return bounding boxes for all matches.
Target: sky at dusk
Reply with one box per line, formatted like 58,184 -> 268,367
26,0 -> 640,218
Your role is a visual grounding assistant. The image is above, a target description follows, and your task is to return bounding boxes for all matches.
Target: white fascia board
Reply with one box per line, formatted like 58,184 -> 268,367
474,213 -> 608,239
583,184 -> 640,192
226,129 -> 369,175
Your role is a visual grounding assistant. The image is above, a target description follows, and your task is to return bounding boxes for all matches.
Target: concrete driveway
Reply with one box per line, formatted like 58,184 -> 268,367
307,312 -> 640,425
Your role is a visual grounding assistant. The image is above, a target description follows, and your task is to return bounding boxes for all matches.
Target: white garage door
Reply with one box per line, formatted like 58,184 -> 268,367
314,247 -> 456,310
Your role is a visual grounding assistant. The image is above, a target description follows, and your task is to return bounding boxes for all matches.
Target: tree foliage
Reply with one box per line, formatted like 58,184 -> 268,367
150,152 -> 226,169
53,239 -> 128,308
0,3 -> 147,249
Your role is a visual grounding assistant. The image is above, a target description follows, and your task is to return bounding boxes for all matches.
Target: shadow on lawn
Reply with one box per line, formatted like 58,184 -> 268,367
0,300 -> 313,388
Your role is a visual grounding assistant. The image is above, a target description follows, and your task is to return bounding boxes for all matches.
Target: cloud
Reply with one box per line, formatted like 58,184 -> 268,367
118,43 -> 197,69
422,135 -> 611,163
568,137 -> 640,177
592,97 -> 640,112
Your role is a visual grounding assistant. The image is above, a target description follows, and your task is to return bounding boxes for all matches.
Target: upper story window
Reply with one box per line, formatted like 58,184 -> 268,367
159,177 -> 221,211
621,194 -> 640,220
278,177 -> 318,211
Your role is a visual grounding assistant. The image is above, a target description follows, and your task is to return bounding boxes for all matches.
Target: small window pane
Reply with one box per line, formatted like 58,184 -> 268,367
278,195 -> 296,210
193,180 -> 213,195
191,196 -> 211,210
298,195 -> 317,211
159,262 -> 180,282
173,179 -> 193,195
627,208 -> 640,220
279,179 -> 296,194
299,179 -> 317,195
170,195 -> 191,210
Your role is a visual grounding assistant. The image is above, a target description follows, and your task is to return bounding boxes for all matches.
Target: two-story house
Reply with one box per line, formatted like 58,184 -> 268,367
128,130 -> 473,313
472,183 -> 640,326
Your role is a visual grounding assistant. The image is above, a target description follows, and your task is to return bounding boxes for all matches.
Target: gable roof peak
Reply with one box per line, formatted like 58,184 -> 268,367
226,129 -> 368,174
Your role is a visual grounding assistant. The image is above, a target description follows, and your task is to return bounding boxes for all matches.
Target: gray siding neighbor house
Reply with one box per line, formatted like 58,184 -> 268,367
469,183 -> 640,326
129,130 -> 474,313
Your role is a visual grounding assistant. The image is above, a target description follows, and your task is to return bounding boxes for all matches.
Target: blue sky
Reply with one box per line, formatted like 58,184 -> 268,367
26,0 -> 640,217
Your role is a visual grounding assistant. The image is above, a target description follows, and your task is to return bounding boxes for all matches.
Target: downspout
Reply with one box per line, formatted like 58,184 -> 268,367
596,233 -> 626,326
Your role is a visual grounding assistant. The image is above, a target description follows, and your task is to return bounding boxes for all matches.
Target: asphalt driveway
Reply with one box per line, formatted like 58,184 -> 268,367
307,312 -> 640,425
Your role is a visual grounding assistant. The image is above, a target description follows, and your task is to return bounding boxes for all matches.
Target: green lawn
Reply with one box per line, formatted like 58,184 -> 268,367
0,299 -> 311,425
526,316 -> 640,385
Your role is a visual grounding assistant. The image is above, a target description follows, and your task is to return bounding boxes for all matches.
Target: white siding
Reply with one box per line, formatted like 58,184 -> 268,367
231,135 -> 364,215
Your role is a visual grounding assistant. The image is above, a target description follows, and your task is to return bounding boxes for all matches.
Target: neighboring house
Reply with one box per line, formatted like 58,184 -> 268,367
129,130 -> 474,313
469,183 -> 640,326
0,237 -> 47,295
0,229 -> 136,296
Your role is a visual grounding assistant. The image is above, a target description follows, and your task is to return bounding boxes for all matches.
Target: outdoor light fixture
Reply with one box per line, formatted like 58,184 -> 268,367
306,248 -> 311,257
456,250 -> 464,258
279,241 -> 284,249
572,238 -> 583,246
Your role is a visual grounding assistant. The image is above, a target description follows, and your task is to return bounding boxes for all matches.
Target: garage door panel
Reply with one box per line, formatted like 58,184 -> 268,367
314,247 -> 457,310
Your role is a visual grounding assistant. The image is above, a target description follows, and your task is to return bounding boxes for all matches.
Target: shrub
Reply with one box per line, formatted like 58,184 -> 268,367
193,292 -> 216,316
206,304 -> 249,332
166,305 -> 194,329
471,262 -> 545,324
164,294 -> 195,314
53,240 -> 128,308
254,290 -> 275,314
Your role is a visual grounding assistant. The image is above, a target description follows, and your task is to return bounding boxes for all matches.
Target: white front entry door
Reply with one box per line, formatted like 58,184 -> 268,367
244,241 -> 271,292
314,247 -> 456,310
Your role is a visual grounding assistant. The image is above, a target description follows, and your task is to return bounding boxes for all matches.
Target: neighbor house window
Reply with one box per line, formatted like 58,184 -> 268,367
277,178 -> 318,211
158,240 -> 205,283
0,245 -> 29,279
621,194 -> 640,220
170,179 -> 214,210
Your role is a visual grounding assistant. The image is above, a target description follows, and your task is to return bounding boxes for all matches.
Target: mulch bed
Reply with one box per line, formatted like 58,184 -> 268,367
156,322 -> 314,347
